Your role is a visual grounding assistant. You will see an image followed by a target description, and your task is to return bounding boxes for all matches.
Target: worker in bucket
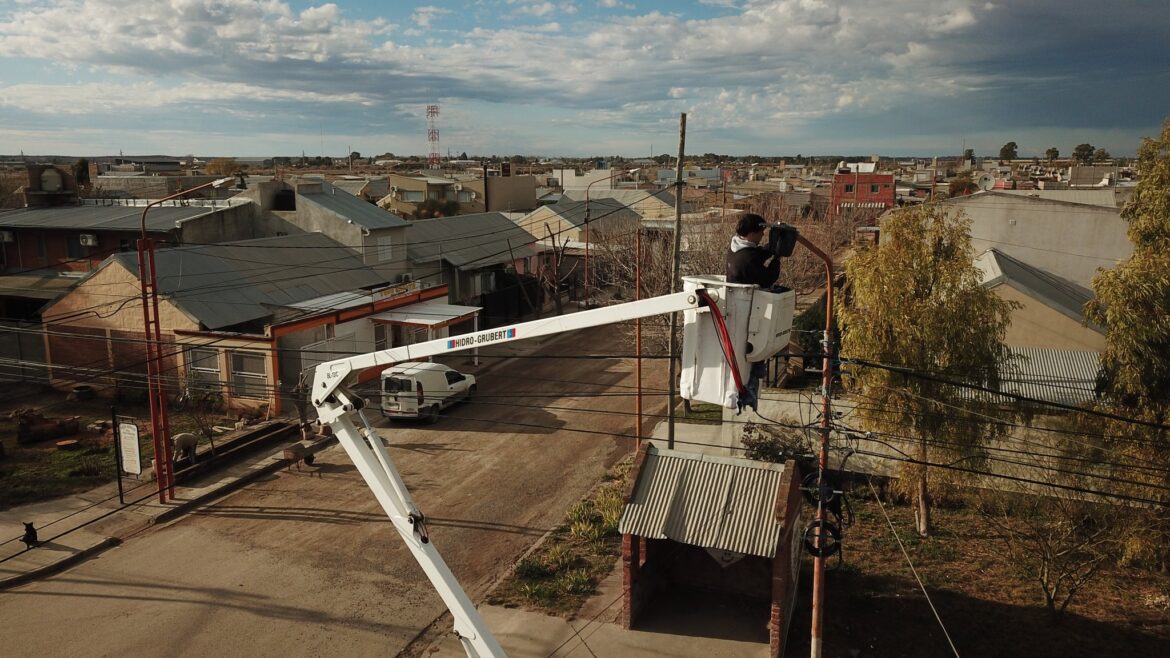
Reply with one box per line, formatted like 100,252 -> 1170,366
726,213 -> 780,410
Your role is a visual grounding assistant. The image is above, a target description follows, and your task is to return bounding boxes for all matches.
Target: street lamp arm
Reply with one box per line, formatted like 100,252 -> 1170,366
139,177 -> 234,238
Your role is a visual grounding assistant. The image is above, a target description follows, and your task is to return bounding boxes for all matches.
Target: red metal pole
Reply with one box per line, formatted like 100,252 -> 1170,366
136,178 -> 226,502
796,234 -> 834,658
137,239 -> 168,504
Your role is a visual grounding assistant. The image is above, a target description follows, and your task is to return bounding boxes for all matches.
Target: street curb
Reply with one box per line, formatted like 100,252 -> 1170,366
0,436 -> 338,590
0,537 -> 122,592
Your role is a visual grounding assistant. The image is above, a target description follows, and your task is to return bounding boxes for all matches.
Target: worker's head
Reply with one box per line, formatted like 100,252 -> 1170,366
735,213 -> 768,243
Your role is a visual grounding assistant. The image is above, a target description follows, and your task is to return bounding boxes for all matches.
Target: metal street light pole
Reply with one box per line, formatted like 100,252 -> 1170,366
138,177 -> 233,503
582,167 -> 640,308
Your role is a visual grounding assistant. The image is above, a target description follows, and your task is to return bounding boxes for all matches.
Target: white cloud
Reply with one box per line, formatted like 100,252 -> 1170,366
412,5 -> 450,28
0,0 -> 1163,155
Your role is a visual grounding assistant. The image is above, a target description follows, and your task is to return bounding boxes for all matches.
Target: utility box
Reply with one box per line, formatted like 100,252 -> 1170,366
679,275 -> 795,409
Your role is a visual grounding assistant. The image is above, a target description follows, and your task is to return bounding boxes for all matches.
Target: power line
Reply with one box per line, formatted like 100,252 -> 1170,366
866,477 -> 961,658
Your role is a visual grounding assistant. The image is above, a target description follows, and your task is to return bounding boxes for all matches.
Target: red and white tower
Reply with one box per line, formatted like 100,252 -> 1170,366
426,104 -> 441,170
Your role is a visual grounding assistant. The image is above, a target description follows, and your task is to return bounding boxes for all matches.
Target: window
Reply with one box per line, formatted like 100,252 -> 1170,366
186,347 -> 221,391
374,323 -> 389,352
869,184 -> 878,193
377,236 -> 394,262
229,351 -> 267,399
457,190 -> 474,203
66,236 -> 89,259
119,239 -> 131,253
445,370 -> 465,385
403,190 -> 425,202
843,184 -> 854,193
428,190 -> 440,201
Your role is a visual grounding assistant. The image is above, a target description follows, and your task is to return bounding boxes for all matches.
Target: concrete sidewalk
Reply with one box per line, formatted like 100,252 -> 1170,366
0,434 -> 334,591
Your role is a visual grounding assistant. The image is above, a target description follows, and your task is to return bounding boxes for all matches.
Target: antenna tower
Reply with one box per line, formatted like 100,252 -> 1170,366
426,104 -> 441,170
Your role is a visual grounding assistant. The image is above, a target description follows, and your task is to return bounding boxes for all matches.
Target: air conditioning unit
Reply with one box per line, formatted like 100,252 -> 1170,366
390,186 -> 398,193
453,183 -> 462,191
79,233 -> 99,247
0,230 -> 13,243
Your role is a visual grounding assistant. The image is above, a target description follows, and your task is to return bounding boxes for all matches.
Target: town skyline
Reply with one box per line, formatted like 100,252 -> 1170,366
1,0 -> 1167,158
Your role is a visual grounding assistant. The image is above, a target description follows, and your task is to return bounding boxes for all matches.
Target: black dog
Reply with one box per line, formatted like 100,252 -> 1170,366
21,522 -> 39,550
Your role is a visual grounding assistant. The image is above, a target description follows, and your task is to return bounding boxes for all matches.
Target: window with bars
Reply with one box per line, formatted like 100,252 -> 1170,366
229,351 -> 267,399
186,347 -> 221,391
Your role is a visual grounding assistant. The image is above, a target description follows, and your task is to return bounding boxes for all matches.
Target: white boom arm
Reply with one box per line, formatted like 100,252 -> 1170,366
310,289 -> 711,658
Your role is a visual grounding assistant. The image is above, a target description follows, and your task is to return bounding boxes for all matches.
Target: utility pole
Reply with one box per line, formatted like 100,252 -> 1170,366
667,112 -> 686,449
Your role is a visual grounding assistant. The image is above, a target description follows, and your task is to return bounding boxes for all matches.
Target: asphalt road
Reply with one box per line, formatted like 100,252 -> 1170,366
0,326 -> 667,656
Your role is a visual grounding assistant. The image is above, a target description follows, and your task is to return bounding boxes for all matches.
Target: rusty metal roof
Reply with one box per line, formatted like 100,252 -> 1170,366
618,444 -> 790,558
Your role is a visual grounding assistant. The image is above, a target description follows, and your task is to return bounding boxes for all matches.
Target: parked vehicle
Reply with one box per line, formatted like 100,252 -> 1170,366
380,362 -> 476,423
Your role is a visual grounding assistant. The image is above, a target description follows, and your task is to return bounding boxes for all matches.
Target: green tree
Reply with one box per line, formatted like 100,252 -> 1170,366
1046,147 -> 1060,161
72,158 -> 90,186
948,172 -> 979,197
414,198 -> 460,219
1093,147 -> 1111,163
1085,117 -> 1170,569
999,141 -> 1019,161
839,204 -> 1016,536
963,148 -> 975,162
1072,143 -> 1095,164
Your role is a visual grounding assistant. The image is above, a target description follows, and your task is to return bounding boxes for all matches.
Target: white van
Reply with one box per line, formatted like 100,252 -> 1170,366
380,362 -> 477,423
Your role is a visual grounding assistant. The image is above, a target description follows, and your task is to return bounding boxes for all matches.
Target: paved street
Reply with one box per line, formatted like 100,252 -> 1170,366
0,326 -> 666,656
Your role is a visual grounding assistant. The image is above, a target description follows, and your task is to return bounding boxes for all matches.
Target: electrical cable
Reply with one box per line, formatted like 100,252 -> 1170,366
866,477 -> 962,658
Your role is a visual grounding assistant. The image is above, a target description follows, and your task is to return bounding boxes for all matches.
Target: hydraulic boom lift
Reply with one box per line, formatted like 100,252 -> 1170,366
310,273 -> 797,657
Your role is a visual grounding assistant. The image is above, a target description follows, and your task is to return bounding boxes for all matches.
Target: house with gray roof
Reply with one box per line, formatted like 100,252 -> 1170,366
234,179 -> 412,282
40,233 -> 452,414
975,247 -> 1104,351
406,212 -> 541,308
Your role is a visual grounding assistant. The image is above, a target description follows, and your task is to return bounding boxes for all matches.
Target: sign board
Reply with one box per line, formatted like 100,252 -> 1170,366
119,421 -> 142,475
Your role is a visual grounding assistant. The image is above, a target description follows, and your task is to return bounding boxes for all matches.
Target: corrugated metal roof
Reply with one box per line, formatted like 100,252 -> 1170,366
300,183 -> 409,230
998,189 -> 1121,208
546,198 -> 642,228
406,212 -> 538,270
105,233 -> 387,330
1001,347 -> 1099,406
976,248 -> 1102,331
0,201 -> 232,232
619,445 -> 789,559
562,188 -> 676,208
0,273 -> 80,300
370,300 -> 481,326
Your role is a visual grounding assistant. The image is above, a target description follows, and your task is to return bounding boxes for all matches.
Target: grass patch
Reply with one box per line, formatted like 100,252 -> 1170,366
489,456 -> 633,615
0,395 -> 210,510
678,401 -> 723,425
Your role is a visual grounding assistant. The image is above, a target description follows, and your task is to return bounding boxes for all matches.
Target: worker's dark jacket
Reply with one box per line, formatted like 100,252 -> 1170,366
726,245 -> 780,288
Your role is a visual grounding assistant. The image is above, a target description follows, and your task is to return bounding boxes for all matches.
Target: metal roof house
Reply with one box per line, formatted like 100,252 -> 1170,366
406,212 -> 542,316
40,233 -> 451,414
975,248 -> 1104,351
233,179 -> 412,283
620,444 -> 803,658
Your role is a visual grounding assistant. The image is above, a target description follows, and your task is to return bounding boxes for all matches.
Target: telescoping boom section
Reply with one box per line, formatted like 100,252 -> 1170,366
309,276 -> 795,658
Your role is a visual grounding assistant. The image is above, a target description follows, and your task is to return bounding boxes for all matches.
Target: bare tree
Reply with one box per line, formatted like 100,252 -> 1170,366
977,488 -> 1115,620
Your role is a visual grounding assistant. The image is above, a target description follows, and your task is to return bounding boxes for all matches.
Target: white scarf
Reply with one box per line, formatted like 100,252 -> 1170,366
730,235 -> 758,253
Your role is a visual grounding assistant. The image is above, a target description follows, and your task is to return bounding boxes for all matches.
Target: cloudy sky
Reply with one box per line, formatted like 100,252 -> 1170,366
1,0 -> 1167,158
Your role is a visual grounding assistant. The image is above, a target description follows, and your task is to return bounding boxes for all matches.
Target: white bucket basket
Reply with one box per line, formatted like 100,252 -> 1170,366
680,275 -> 796,409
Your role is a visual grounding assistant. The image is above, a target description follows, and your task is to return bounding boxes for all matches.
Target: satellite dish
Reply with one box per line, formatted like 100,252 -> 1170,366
977,174 -> 995,191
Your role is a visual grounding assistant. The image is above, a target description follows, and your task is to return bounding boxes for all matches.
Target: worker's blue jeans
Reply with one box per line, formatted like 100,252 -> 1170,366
740,361 -> 768,412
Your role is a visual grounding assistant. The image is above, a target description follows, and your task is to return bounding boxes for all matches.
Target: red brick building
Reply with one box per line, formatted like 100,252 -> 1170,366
619,444 -> 804,657
828,165 -> 895,225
